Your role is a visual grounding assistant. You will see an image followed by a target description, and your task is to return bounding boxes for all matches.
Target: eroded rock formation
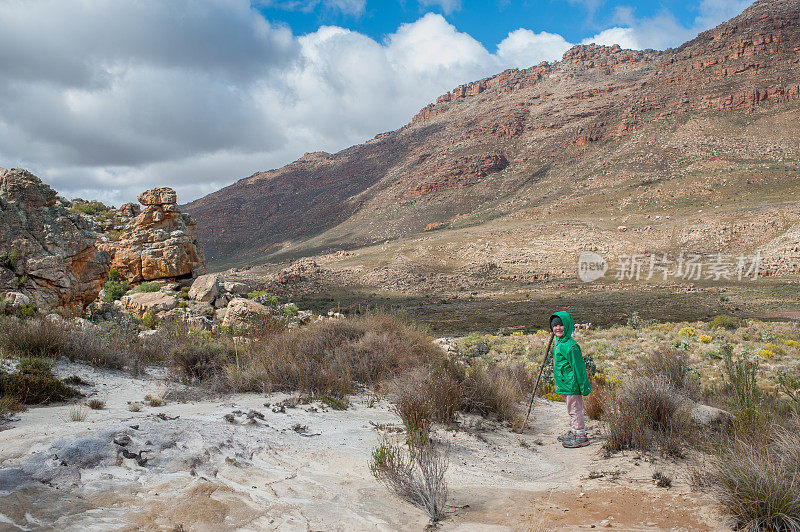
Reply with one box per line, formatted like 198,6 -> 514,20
0,168 -> 110,309
100,187 -> 206,283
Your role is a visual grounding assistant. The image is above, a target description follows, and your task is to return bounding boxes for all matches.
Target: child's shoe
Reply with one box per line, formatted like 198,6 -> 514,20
557,430 -> 574,442
562,433 -> 589,448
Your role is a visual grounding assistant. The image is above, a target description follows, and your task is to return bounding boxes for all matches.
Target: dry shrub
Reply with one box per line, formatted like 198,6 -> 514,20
603,375 -> 689,456
0,395 -> 25,415
87,398 -> 105,410
171,342 -> 231,383
391,365 -> 462,447
242,311 -> 444,397
639,347 -> 696,395
370,436 -> 449,522
712,428 -> 800,531
0,317 -> 72,359
0,316 -> 159,371
584,376 -> 613,421
459,361 -> 529,422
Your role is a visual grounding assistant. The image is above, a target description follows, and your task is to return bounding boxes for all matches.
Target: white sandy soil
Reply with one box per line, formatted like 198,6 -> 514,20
0,361 -> 726,531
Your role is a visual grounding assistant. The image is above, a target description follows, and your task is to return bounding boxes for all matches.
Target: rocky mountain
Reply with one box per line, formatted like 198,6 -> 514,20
185,0 -> 800,280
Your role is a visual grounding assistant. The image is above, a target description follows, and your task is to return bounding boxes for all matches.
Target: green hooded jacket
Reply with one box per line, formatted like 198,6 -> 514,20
550,310 -> 591,396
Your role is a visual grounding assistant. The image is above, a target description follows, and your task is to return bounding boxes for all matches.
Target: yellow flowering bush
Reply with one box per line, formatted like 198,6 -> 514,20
593,372 -> 618,386
699,334 -> 712,344
756,348 -> 776,361
679,326 -> 697,337
543,392 -> 565,402
784,339 -> 798,349
764,342 -> 785,357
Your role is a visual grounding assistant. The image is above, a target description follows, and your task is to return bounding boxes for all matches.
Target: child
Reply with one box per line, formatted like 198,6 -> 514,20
550,311 -> 591,448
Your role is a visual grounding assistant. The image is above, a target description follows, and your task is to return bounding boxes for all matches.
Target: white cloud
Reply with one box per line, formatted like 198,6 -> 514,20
582,26 -> 640,48
417,0 -> 462,15
497,29 -> 572,69
0,0 -> 753,207
695,0 -> 752,29
583,0 -> 752,51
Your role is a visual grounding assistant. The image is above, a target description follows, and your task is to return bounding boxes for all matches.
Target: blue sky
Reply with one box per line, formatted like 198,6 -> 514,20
0,0 -> 752,205
256,0 -> 730,49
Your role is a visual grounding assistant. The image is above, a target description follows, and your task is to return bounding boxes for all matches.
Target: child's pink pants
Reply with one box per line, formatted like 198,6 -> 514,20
564,394 -> 585,431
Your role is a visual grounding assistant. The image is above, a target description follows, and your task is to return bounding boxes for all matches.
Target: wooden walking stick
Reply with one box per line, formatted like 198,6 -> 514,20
518,332 -> 555,434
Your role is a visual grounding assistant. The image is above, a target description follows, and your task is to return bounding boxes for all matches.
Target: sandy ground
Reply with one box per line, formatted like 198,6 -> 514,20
0,361 -> 727,531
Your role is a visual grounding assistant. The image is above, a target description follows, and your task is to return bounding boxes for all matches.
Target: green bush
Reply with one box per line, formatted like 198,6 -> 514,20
721,346 -> 760,410
321,394 -> 350,410
0,369 -> 80,405
141,309 -> 158,329
13,303 -> 37,319
0,249 -> 20,269
776,370 -> 800,413
103,280 -> 130,302
707,315 -> 740,330
107,268 -> 121,282
69,199 -> 112,216
132,281 -> 161,293
248,290 -> 279,305
17,357 -> 52,376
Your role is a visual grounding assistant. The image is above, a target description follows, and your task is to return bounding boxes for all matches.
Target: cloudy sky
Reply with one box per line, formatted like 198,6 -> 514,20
0,0 -> 752,206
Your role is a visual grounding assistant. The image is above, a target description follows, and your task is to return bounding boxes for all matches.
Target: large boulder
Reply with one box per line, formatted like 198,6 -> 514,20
188,274 -> 219,303
99,187 -> 206,283
222,298 -> 271,328
0,168 -> 110,309
120,291 -> 178,318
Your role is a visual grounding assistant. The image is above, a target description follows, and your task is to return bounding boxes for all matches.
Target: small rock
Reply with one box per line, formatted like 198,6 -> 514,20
690,403 -> 732,427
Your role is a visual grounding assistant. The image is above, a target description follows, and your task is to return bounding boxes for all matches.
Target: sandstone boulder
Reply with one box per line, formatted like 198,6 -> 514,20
188,274 -> 219,303
222,298 -> 271,328
120,292 -> 178,318
0,168 -> 110,309
100,187 -> 205,283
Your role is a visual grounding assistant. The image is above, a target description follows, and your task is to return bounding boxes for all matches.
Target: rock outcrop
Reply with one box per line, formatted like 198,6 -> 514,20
100,187 -> 206,283
0,168 -> 110,309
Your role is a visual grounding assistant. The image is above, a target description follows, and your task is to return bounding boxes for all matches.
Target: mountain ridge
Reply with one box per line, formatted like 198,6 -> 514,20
185,0 -> 800,278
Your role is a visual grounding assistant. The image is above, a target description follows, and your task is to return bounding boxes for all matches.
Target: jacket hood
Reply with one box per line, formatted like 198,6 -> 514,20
550,310 -> 574,342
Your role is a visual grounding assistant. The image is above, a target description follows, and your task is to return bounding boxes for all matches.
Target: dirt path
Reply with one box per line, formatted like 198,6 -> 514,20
0,362 -> 725,531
